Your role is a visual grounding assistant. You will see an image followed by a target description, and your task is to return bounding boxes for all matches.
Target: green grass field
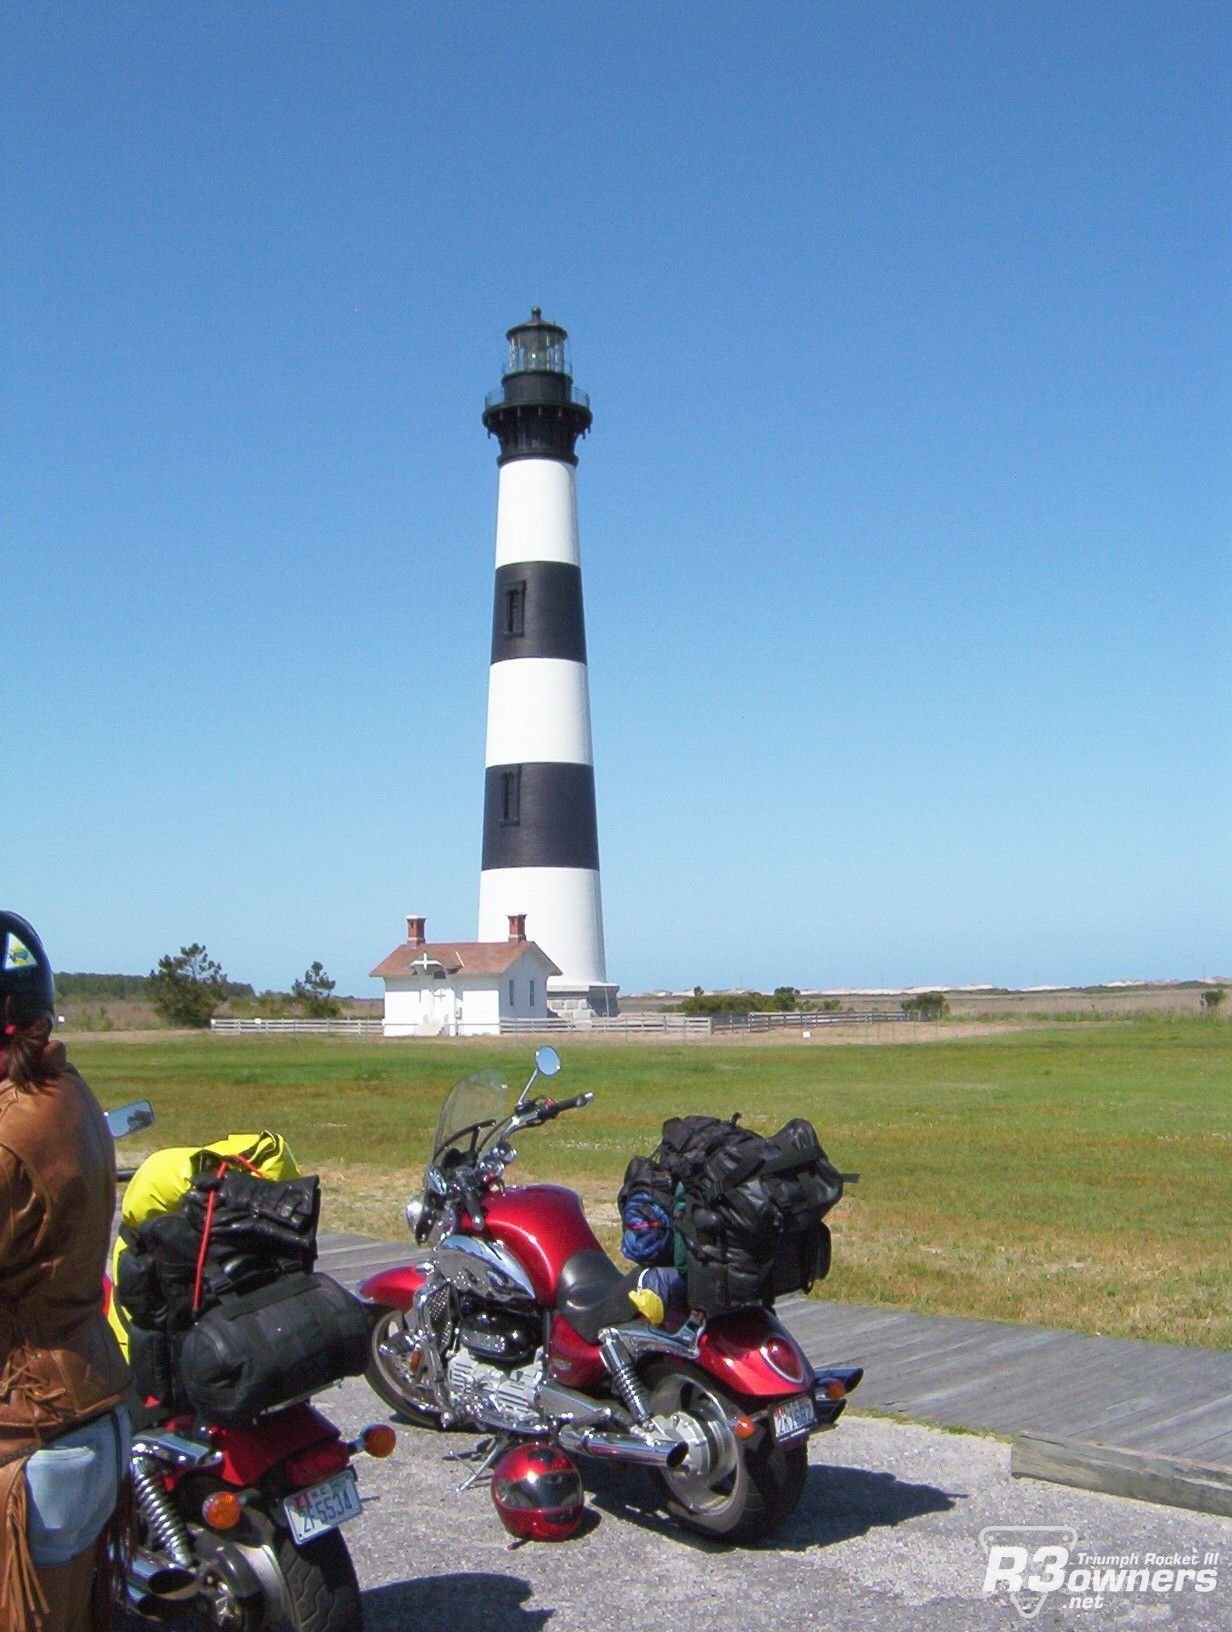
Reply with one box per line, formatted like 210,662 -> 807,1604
74,1021 -> 1232,1350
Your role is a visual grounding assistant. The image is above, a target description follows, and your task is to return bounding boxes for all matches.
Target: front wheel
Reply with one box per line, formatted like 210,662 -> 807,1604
363,1306 -> 443,1428
645,1362 -> 808,1543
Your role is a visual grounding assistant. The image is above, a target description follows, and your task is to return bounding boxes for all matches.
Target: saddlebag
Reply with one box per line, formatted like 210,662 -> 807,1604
117,1165 -> 331,1413
177,1271 -> 370,1426
676,1117 -> 844,1316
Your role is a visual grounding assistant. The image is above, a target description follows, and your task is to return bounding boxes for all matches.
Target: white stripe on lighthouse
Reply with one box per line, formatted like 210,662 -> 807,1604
494,460 -> 580,568
478,866 -> 607,986
484,659 -> 593,767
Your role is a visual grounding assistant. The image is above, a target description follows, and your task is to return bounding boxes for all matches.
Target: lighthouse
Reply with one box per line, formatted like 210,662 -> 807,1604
477,311 -> 617,1017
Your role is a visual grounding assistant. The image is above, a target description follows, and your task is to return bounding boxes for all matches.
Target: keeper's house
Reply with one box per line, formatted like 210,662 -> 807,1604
371,915 -> 559,1038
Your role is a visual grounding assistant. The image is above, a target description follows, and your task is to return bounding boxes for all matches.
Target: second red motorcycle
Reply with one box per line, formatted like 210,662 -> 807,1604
360,1048 -> 860,1542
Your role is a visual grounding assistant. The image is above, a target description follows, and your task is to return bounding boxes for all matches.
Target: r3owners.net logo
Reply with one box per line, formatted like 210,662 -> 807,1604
980,1527 -> 1220,1620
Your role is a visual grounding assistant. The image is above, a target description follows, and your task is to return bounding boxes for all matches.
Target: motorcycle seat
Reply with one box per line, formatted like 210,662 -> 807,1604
556,1250 -> 644,1346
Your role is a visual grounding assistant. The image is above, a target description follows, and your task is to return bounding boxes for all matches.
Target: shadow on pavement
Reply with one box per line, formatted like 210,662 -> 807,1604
581,1457 -> 960,1553
775,1461 -> 962,1550
118,1570 -> 552,1632
363,1571 -> 553,1632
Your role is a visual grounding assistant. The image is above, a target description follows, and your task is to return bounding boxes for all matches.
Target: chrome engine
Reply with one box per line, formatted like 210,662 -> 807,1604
446,1348 -> 547,1434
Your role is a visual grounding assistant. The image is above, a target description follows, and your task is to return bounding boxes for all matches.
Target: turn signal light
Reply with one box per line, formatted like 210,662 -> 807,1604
359,1423 -> 397,1459
821,1379 -> 847,1401
732,1415 -> 757,1441
201,1491 -> 242,1531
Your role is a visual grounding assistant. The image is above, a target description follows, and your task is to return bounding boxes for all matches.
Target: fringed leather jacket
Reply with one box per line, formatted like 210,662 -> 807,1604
0,1045 -> 130,1625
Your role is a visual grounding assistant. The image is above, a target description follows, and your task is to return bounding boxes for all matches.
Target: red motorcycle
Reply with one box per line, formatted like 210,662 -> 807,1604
359,1049 -> 861,1542
104,1101 -> 395,1630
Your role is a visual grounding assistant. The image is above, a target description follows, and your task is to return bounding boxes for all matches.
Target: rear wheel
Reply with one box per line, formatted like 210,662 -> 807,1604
269,1525 -> 361,1632
195,1514 -> 361,1632
645,1362 -> 807,1542
363,1306 -> 443,1428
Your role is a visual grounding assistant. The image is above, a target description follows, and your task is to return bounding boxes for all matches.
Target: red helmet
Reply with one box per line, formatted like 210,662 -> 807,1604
490,1442 -> 584,1541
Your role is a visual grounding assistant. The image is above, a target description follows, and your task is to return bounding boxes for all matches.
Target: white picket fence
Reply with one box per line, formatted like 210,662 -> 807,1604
492,1014 -> 712,1039
210,1014 -> 711,1039
209,1011 -> 907,1040
210,1018 -> 385,1036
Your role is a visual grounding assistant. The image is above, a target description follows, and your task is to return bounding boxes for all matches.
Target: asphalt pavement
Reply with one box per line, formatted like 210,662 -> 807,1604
331,1374 -> 1232,1632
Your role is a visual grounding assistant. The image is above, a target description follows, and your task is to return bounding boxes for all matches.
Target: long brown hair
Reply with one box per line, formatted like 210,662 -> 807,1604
1,1007 -> 55,1088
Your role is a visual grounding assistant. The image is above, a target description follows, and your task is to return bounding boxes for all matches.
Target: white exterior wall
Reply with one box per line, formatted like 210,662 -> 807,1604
381,950 -> 556,1037
494,459 -> 579,568
381,978 -> 457,1037
484,659 -> 592,765
459,985 -> 501,1033
478,868 -> 606,989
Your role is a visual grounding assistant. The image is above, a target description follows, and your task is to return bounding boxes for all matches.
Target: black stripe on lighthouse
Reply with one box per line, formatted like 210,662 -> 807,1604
482,763 -> 599,871
491,561 -> 587,664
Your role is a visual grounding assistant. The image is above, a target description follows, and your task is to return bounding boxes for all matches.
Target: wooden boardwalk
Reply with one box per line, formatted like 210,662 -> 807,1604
318,1234 -> 1232,1508
778,1296 -> 1232,1467
106,1198 -> 1229,1508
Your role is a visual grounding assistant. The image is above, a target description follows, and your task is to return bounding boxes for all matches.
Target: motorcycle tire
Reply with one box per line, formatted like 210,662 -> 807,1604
185,1517 -> 361,1632
268,1524 -> 362,1632
364,1305 -> 444,1429
644,1361 -> 808,1543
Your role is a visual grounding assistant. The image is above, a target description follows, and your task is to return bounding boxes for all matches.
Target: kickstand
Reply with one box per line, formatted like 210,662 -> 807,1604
449,1435 -> 513,1494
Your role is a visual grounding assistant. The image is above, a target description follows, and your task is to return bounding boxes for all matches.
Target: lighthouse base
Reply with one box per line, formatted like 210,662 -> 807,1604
547,980 -> 621,1021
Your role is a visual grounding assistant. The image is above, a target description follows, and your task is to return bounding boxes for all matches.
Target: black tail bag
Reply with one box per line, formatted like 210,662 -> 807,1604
677,1117 -> 845,1316
117,1169 -> 353,1414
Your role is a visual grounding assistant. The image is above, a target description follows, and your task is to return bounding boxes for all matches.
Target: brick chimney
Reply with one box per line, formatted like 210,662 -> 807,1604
406,915 -> 426,947
507,913 -> 527,944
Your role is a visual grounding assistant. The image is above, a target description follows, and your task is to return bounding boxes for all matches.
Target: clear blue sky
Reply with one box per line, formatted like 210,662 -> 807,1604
3,3 -> 1228,996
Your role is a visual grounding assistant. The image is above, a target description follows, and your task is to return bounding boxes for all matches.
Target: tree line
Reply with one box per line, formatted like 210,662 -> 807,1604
60,949 -> 344,1028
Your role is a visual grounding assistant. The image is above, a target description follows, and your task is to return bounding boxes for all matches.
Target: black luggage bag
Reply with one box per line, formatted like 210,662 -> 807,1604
178,1270 -> 371,1426
677,1116 -> 844,1316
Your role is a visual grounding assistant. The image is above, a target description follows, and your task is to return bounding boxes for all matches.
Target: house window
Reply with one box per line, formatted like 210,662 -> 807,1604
529,978 -> 536,1008
504,580 -> 526,637
501,768 -> 521,825
508,979 -> 514,1007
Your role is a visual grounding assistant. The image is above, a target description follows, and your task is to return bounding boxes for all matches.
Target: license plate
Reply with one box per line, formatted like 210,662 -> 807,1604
772,1394 -> 816,1442
283,1468 -> 362,1544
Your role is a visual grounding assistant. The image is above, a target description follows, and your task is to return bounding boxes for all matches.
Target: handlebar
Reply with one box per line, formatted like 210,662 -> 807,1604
539,1092 -> 594,1119
460,1174 -> 487,1223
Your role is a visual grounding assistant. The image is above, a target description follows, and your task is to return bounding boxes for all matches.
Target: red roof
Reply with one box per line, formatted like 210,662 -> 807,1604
370,940 -> 561,981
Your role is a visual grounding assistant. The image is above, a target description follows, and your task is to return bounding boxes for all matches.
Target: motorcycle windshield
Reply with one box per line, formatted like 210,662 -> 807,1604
430,1070 -> 512,1164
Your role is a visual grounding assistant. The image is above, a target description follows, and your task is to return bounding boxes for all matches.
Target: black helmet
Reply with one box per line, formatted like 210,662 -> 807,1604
0,912 -> 55,1031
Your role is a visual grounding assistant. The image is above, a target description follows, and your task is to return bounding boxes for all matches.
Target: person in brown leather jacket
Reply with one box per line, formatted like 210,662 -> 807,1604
0,912 -> 130,1631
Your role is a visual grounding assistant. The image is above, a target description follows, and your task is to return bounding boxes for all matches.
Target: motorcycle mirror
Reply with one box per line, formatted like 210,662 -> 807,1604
517,1044 -> 562,1107
104,1100 -> 155,1140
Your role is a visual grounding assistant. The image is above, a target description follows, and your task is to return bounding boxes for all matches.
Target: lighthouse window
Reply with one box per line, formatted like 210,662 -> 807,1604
500,768 -> 521,825
504,580 -> 526,638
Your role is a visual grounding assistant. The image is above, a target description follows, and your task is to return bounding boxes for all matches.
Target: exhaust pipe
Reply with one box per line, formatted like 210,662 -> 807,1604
559,1424 -> 688,1470
128,1548 -> 198,1599
534,1380 -> 618,1428
126,1580 -> 158,1617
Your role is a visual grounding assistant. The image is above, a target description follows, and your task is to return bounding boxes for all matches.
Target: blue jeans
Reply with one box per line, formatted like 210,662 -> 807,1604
24,1407 -> 131,1567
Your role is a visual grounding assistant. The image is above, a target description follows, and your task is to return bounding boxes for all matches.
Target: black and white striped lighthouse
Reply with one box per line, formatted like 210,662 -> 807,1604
478,311 -> 617,1017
